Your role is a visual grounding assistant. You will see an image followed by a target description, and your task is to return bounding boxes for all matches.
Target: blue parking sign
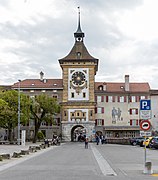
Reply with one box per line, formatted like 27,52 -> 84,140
140,100 -> 151,110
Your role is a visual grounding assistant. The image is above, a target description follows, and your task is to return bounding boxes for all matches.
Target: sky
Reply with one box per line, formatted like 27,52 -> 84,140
1,0 -> 158,89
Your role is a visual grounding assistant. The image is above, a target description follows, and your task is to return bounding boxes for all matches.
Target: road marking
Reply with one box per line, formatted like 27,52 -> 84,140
152,174 -> 158,176
91,144 -> 117,176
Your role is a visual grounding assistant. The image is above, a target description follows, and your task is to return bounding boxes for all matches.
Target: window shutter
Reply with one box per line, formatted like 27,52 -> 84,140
101,96 -> 104,102
124,96 -> 126,102
95,107 -> 97,113
118,96 -> 120,102
102,119 -> 104,126
95,96 -> 97,102
129,96 -> 131,102
136,109 -> 138,114
130,120 -> 132,126
136,120 -> 138,126
95,119 -> 97,126
136,96 -> 139,102
129,109 -> 132,115
106,96 -> 108,102
102,107 -> 104,113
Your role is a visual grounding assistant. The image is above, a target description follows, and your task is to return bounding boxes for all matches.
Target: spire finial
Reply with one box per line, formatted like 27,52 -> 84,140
74,7 -> 84,42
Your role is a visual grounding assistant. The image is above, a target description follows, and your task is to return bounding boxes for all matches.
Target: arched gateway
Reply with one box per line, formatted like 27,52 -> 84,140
59,8 -> 99,141
71,125 -> 85,142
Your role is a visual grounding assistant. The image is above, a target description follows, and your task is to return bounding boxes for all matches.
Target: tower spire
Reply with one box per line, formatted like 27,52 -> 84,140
74,7 -> 85,42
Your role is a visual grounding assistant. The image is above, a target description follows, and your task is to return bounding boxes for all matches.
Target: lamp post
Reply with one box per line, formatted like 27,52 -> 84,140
18,80 -> 21,145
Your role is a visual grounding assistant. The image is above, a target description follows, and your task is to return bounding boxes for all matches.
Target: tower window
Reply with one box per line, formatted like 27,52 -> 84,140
83,93 -> 86,98
77,52 -> 81,59
71,93 -> 74,98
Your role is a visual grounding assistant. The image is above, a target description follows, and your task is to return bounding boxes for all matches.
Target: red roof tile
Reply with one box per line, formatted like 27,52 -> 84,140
12,79 -> 63,89
95,82 -> 150,92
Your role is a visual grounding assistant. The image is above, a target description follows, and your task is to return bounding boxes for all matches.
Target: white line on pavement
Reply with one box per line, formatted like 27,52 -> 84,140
91,144 -> 117,176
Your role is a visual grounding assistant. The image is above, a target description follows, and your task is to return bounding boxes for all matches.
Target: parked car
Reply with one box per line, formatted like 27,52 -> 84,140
143,137 -> 153,147
130,137 -> 144,146
149,137 -> 158,149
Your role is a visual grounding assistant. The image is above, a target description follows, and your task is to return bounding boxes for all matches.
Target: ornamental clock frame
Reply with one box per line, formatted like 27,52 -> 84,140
68,68 -> 89,101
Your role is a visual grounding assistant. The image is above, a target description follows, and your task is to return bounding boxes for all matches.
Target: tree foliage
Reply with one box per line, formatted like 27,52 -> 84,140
0,90 -> 30,141
30,94 -> 60,143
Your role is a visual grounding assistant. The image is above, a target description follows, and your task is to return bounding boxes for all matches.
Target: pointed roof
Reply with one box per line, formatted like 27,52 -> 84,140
74,7 -> 84,41
59,7 -> 98,64
59,41 -> 97,61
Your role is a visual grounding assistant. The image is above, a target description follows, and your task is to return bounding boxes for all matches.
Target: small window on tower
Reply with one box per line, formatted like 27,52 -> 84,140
71,93 -> 74,98
83,93 -> 86,98
77,52 -> 81,59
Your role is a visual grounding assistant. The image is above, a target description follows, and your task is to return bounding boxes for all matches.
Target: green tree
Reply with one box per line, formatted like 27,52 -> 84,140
0,90 -> 30,141
30,94 -> 60,143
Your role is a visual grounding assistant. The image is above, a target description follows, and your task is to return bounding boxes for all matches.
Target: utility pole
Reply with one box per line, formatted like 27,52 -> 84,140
18,80 -> 21,145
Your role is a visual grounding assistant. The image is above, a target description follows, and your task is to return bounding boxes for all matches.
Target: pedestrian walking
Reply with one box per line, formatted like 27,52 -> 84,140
85,137 -> 89,149
96,135 -> 99,145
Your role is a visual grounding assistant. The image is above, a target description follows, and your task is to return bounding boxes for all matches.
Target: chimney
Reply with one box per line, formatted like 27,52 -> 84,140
125,75 -> 129,91
40,71 -> 44,81
103,82 -> 107,91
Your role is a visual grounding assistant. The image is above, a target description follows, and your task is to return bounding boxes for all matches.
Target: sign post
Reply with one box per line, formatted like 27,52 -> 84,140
140,100 -> 152,174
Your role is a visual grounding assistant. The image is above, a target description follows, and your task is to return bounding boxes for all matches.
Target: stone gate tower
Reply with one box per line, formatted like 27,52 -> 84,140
59,8 -> 99,141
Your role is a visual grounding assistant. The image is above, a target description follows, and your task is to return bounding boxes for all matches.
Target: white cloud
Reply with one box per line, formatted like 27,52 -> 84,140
0,0 -> 158,89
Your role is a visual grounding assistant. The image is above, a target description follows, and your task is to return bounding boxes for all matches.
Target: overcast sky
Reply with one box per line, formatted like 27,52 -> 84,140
1,0 -> 158,89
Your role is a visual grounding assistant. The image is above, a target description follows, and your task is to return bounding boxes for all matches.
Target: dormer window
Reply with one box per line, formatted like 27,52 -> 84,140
98,85 -> 103,91
77,52 -> 81,59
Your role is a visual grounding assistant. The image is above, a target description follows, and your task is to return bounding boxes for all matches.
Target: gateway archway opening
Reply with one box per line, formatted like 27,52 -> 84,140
71,125 -> 86,142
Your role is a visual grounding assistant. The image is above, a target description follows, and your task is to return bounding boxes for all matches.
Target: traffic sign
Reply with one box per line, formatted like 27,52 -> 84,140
140,131 -> 151,137
140,110 -> 152,119
140,120 -> 151,131
140,100 -> 151,110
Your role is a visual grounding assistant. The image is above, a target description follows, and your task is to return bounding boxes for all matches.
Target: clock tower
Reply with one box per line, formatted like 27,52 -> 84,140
59,8 -> 99,141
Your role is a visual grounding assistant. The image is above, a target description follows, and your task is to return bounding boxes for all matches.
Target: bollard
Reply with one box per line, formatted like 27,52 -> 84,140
144,161 -> 153,174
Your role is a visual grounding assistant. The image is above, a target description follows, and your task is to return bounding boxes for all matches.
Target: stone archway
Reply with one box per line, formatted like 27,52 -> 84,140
71,125 -> 86,142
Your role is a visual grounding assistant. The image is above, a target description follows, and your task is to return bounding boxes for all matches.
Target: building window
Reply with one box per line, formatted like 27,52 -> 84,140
71,93 -> 74,98
64,111 -> 66,116
129,108 -> 138,115
95,119 -> 104,126
95,107 -> 104,114
108,96 -> 113,102
140,96 -> 145,100
130,119 -> 139,126
98,86 -> 103,90
131,96 -> 136,102
90,110 -> 93,116
97,96 -> 104,102
83,93 -> 86,98
30,90 -> 34,93
120,96 -> 125,103
41,90 -> 46,92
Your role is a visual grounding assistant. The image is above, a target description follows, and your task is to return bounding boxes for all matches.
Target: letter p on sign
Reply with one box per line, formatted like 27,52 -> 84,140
140,100 -> 151,110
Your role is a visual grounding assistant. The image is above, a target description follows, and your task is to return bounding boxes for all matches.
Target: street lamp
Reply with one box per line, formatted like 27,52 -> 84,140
18,80 -> 21,145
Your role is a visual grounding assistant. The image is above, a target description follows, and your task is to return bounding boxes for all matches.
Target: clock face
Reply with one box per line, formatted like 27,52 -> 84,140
71,71 -> 86,86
